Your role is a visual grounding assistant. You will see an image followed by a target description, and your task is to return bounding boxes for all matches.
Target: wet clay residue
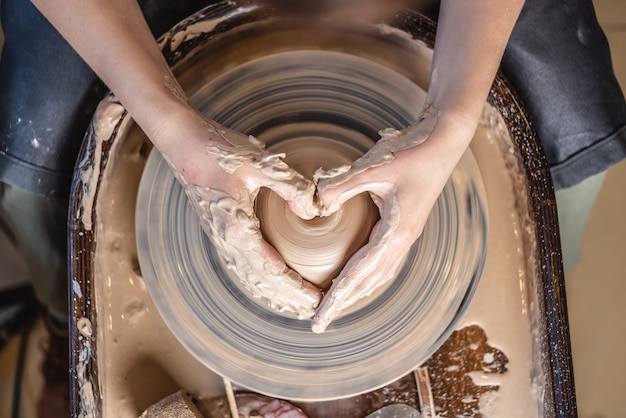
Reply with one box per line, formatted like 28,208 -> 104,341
424,324 -> 509,417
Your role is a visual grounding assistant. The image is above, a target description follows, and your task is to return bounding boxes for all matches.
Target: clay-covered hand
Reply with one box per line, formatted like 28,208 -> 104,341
311,106 -> 472,332
159,111 -> 323,319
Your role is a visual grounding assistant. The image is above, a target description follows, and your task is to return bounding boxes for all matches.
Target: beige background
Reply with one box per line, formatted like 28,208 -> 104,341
565,1 -> 626,417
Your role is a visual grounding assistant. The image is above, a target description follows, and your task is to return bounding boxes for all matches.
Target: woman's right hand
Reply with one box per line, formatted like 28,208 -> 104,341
153,108 -> 323,319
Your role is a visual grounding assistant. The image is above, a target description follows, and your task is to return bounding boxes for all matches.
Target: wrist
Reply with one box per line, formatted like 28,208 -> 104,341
413,105 -> 478,171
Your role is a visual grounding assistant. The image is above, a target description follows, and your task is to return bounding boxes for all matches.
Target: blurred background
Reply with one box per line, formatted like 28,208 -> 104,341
565,1 -> 626,417
0,0 -> 625,416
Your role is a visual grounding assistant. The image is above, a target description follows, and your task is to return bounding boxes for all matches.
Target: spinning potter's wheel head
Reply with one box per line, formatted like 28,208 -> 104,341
136,50 -> 488,401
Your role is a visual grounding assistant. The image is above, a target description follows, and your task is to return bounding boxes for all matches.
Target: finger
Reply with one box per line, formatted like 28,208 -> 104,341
318,167 -> 395,218
228,232 -> 322,319
315,141 -> 396,216
316,108 -> 438,212
311,225 -> 406,333
205,134 -> 321,220
248,152 -> 322,220
269,176 -> 320,221
312,189 -> 405,333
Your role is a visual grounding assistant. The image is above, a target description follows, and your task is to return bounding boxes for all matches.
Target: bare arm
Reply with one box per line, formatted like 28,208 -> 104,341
430,0 -> 525,114
415,0 -> 527,183
29,0 -> 192,156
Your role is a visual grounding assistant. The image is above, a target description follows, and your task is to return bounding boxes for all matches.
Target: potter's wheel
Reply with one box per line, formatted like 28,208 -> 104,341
136,50 -> 488,400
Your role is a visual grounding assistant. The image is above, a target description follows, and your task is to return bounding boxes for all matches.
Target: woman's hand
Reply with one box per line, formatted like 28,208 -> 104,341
312,106 -> 476,332
157,109 -> 323,318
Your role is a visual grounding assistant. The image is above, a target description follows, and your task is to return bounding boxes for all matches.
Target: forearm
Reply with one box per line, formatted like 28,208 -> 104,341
426,0 -> 525,128
30,0 -> 194,154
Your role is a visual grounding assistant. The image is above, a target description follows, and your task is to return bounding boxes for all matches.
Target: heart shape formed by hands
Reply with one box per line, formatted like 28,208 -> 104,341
135,117 -> 487,400
176,108 -> 438,333
252,110 -> 439,333
257,137 -> 379,291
